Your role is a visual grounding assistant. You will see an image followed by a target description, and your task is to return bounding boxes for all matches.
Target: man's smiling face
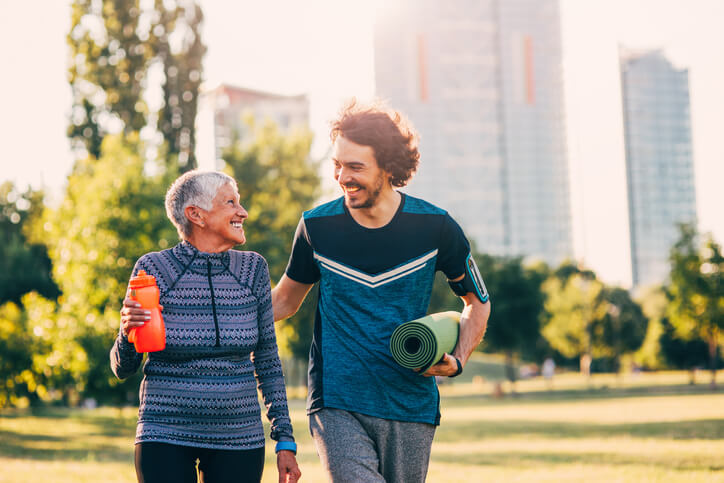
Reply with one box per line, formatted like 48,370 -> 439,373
333,135 -> 390,210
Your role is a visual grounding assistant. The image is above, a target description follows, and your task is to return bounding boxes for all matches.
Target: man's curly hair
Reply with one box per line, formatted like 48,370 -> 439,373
330,99 -> 420,187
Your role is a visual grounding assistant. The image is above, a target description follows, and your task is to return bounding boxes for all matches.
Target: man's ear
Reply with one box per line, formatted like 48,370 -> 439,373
184,205 -> 206,228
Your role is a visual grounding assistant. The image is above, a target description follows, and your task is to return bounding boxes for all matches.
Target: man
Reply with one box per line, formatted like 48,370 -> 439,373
272,99 -> 491,483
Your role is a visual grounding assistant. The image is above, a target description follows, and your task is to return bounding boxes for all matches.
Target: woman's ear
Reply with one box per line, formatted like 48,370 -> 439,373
184,205 -> 206,228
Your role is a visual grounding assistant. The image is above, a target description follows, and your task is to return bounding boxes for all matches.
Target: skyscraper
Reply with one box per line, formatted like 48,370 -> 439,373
620,50 -> 697,287
374,0 -> 571,265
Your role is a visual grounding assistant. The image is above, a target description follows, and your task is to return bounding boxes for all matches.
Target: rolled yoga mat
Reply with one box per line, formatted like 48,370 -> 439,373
389,311 -> 461,372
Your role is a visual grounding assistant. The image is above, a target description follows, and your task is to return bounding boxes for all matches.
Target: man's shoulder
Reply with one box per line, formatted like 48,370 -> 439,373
401,193 -> 448,217
303,196 -> 345,220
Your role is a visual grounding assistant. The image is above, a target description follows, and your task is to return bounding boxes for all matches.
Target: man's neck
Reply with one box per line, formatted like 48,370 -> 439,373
347,189 -> 402,229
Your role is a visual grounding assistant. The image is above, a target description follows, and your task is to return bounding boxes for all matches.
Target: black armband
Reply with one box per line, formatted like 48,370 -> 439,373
448,253 -> 489,303
450,357 -> 463,377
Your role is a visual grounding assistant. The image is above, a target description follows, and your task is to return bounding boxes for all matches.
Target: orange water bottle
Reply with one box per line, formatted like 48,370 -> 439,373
127,270 -> 166,353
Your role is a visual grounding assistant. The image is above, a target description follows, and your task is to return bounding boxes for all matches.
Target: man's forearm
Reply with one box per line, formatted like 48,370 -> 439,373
271,275 -> 314,322
271,287 -> 295,322
452,298 -> 490,365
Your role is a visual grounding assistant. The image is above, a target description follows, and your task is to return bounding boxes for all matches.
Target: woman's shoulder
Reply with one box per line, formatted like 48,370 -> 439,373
227,249 -> 270,280
135,247 -> 176,269
229,249 -> 267,267
133,247 -> 181,291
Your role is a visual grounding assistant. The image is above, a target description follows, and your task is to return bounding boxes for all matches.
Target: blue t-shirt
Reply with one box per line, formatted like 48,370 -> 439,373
285,193 -> 471,425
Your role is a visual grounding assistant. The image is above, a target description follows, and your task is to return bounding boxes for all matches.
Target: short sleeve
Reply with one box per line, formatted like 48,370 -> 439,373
435,213 -> 471,280
285,216 -> 320,284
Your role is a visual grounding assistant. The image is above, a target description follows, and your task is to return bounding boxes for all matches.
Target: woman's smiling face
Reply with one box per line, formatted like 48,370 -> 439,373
202,183 -> 249,248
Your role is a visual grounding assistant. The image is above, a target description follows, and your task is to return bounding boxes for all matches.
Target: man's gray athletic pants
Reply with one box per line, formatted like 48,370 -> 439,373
310,407 -> 436,483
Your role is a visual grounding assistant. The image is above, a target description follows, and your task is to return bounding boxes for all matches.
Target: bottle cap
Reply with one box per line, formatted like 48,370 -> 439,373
129,270 -> 156,288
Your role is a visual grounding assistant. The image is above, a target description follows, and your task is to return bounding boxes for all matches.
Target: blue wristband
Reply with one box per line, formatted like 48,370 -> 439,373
275,441 -> 297,454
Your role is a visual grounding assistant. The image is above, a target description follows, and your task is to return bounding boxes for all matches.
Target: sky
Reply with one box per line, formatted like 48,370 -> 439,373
1,0 -> 722,287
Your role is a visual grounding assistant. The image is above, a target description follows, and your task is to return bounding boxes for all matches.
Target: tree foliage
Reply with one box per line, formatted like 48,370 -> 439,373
482,256 -> 547,356
633,286 -> 668,370
542,272 -> 607,375
427,254 -> 548,382
27,134 -> 178,403
222,118 -> 321,360
543,266 -> 648,375
36,134 -> 178,314
67,0 -> 205,168
666,223 -> 724,384
0,299 -> 36,407
0,182 -> 60,305
153,0 -> 206,168
594,287 -> 648,371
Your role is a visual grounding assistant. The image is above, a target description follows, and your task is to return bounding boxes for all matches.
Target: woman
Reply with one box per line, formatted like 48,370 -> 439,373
111,170 -> 301,483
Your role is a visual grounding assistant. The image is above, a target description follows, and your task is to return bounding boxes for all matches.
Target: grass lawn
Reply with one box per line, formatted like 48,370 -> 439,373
1,370 -> 723,482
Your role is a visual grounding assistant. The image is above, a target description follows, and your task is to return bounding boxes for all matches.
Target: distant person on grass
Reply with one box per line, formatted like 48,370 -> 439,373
271,99 -> 492,483
542,357 -> 556,390
112,170 -> 301,483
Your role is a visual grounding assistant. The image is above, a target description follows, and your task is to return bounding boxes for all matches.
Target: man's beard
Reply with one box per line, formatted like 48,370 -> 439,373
346,173 -> 386,209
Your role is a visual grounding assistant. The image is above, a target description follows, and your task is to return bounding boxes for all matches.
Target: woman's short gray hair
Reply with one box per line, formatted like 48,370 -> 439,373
165,170 -> 237,239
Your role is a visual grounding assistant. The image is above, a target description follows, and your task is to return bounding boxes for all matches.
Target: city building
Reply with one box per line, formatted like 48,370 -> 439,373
620,49 -> 697,287
374,0 -> 571,266
195,84 -> 309,171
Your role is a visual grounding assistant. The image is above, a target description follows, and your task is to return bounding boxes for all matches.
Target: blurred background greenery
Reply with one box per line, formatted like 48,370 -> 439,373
0,0 -> 722,412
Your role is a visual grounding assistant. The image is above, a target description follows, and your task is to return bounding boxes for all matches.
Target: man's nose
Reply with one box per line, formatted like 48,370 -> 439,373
337,167 -> 350,183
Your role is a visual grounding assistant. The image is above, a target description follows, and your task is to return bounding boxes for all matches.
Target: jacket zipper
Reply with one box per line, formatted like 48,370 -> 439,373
206,258 -> 221,347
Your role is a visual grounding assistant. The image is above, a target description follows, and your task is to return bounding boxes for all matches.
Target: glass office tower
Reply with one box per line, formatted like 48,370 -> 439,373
620,50 -> 697,287
374,0 -> 571,265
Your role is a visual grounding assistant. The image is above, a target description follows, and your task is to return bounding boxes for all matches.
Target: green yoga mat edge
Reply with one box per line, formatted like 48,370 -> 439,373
389,311 -> 461,373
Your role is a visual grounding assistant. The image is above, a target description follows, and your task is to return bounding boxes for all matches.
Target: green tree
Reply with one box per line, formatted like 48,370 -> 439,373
31,133 -> 178,403
542,271 -> 608,378
635,284 -> 710,381
660,316 -> 710,383
0,182 -> 59,305
0,291 -> 93,408
667,223 -> 724,387
594,287 -> 648,373
0,299 -> 36,407
68,0 -> 151,158
634,286 -> 668,370
479,256 -> 546,386
153,0 -> 206,169
222,118 -> 321,361
427,253 -> 548,386
68,0 -> 205,169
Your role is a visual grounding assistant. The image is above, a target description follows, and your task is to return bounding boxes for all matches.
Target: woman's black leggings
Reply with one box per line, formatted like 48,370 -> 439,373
135,442 -> 265,483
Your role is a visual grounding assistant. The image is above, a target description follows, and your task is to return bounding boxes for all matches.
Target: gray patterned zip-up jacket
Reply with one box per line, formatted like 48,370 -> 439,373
110,241 -> 294,449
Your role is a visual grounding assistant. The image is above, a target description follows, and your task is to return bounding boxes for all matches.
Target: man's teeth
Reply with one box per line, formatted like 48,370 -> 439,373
346,186 -> 360,193
231,222 -> 243,228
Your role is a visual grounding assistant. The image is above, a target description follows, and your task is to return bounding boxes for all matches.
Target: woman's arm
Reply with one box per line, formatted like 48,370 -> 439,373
250,255 -> 301,481
109,257 -> 153,379
110,312 -> 143,379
